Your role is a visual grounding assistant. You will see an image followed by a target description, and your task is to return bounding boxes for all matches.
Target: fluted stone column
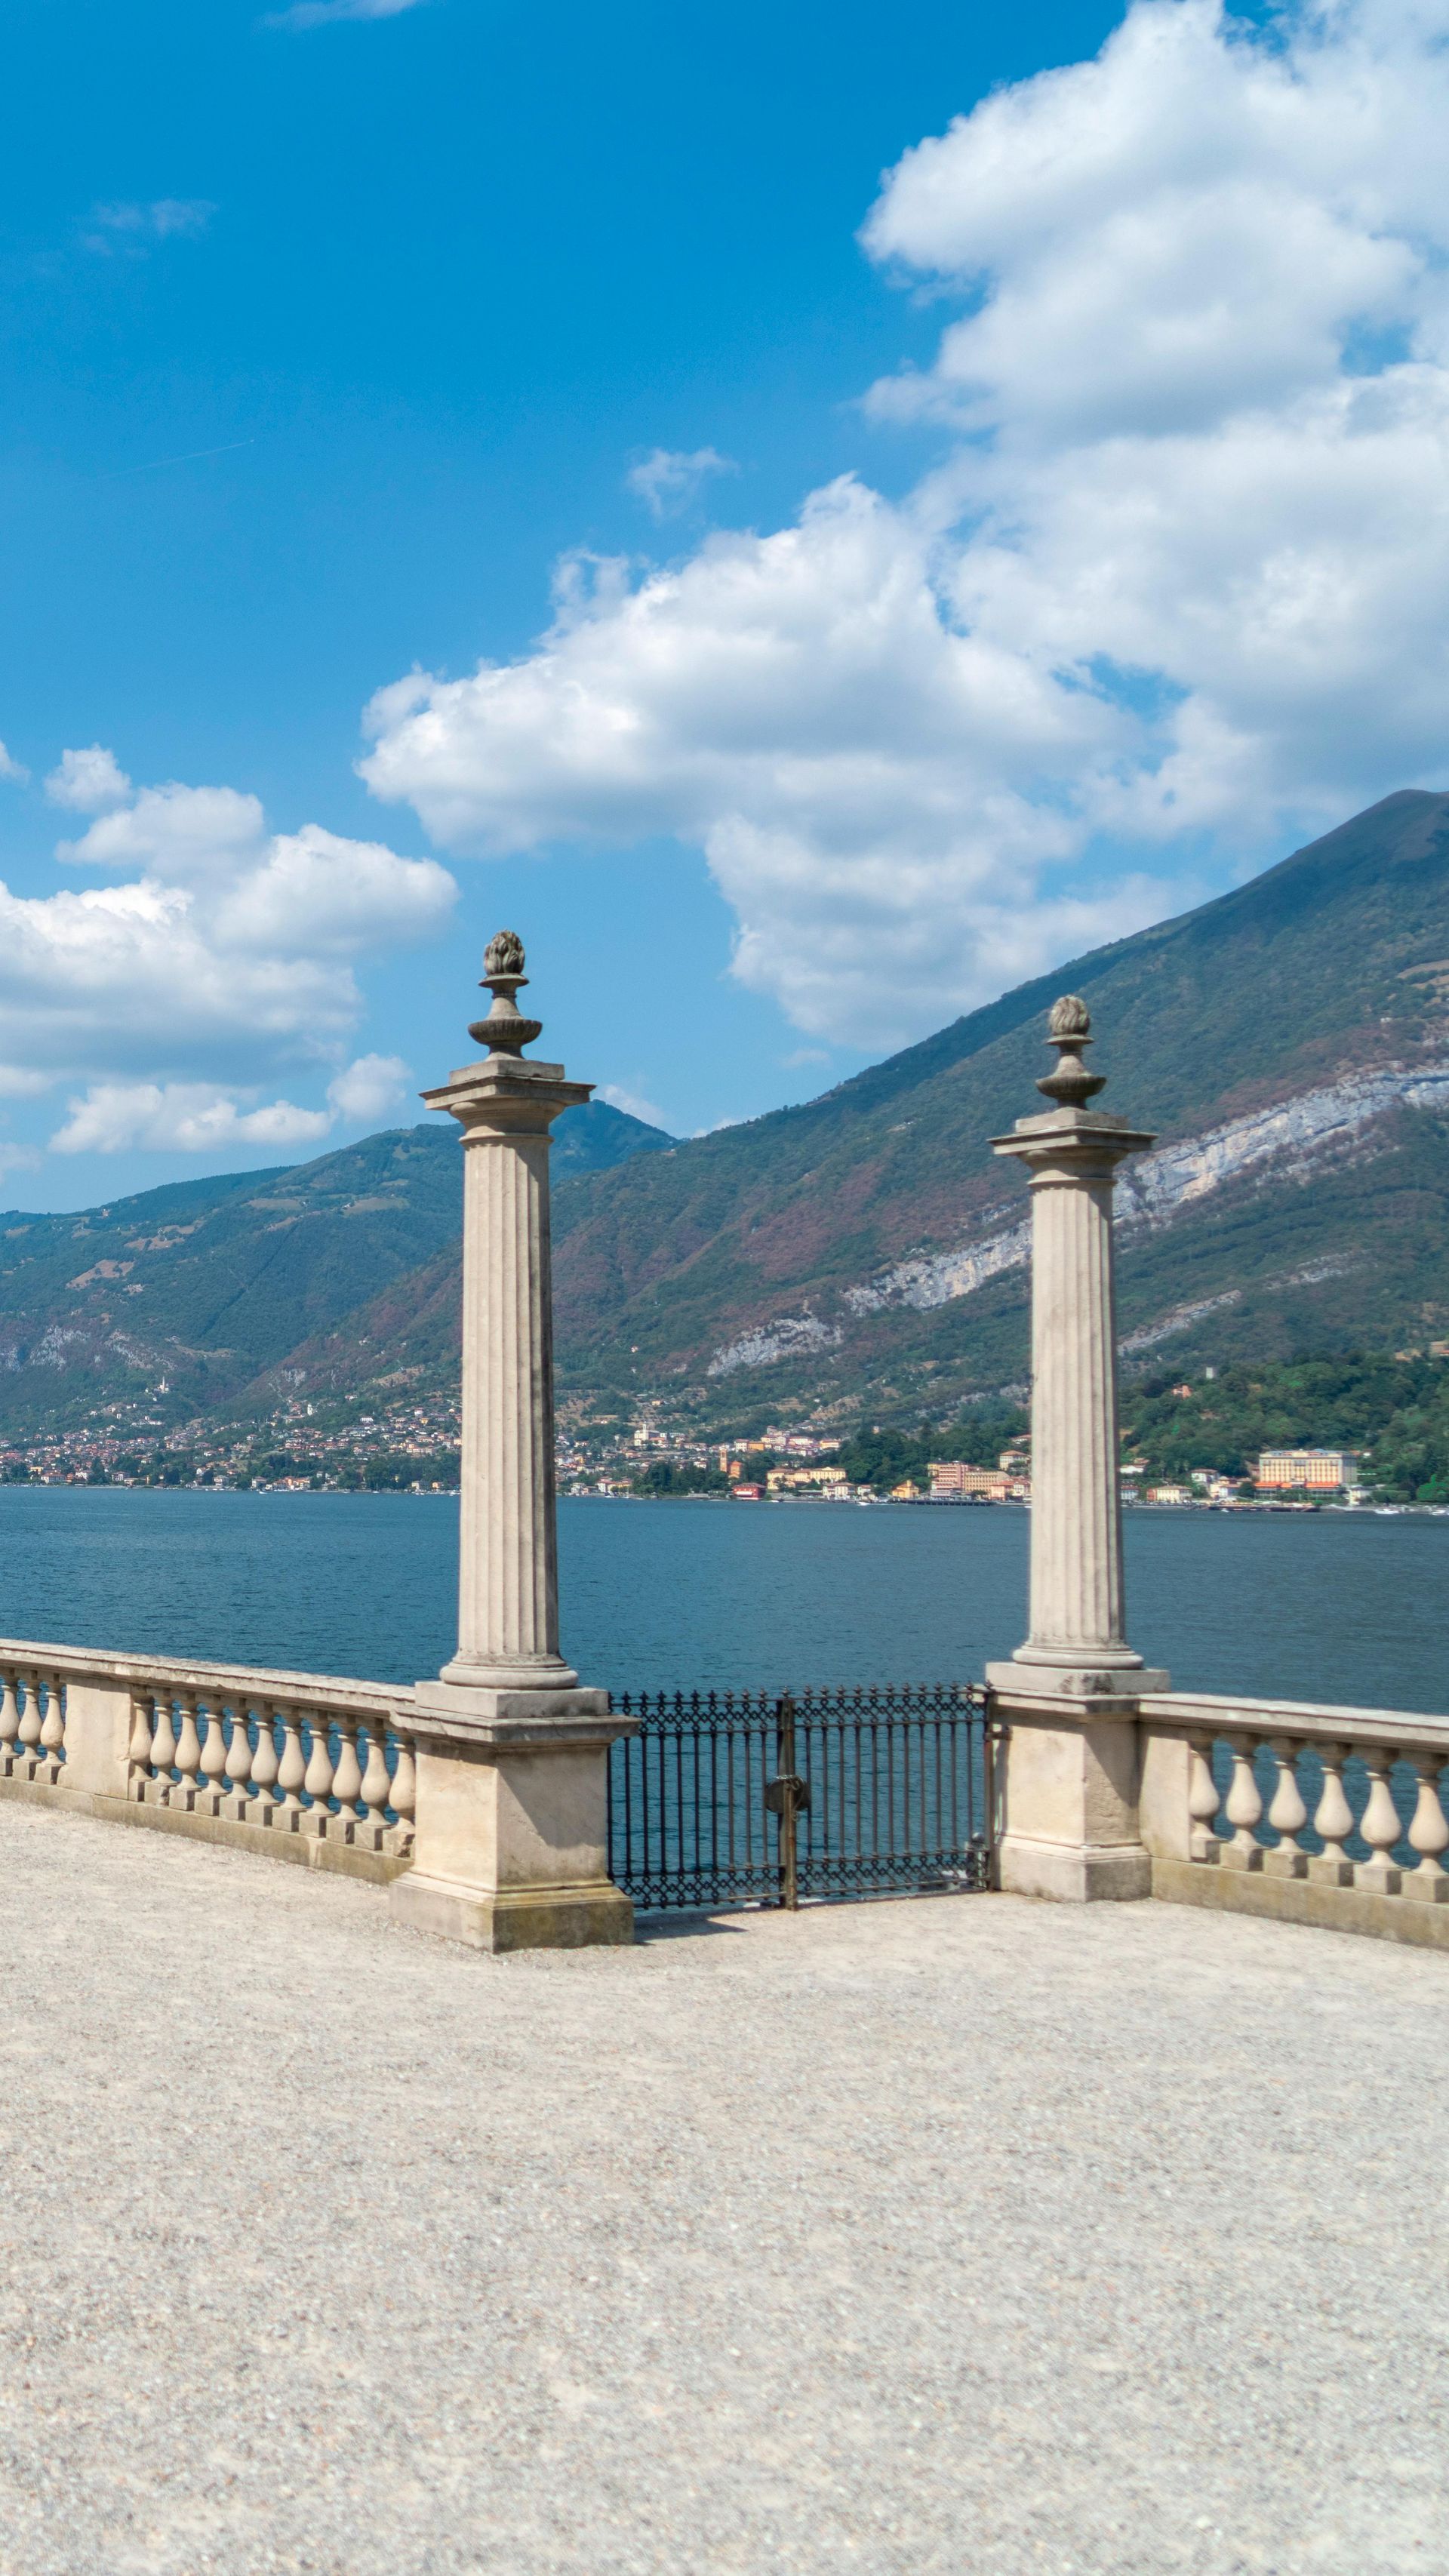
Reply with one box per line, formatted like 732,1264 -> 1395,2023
985,999 -> 1168,1901
390,934 -> 635,1952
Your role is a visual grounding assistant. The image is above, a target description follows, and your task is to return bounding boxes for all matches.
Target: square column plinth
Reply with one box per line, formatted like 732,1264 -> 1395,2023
987,1680 -> 1158,1902
389,1687 -> 636,1953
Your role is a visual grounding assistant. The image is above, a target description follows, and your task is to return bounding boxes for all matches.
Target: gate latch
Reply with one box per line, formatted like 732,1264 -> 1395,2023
764,1771 -> 810,1817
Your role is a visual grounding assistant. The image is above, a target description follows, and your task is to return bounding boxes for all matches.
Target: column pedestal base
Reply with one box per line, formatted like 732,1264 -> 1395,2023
390,1680 -> 636,1953
391,1870 -> 634,1952
997,1833 -> 1152,1904
989,1674 -> 1165,1904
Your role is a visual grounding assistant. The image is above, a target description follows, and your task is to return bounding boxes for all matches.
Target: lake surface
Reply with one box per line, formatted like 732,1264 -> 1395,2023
0,1488 -> 1444,1713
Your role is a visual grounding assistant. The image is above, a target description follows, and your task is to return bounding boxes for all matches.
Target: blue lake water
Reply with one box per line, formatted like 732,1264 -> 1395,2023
0,1487 -> 1444,1713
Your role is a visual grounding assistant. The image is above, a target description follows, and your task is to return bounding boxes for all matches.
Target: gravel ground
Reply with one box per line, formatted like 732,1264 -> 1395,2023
1,1800 -> 1447,2576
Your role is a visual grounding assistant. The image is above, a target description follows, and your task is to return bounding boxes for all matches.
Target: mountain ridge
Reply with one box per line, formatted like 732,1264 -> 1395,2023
2,789 -> 1449,1439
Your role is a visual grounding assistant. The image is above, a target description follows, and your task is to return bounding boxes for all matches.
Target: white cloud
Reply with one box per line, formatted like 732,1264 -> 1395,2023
266,0 -> 426,26
362,475 -> 1167,1040
46,746 -> 132,813
598,1081 -> 668,1131
0,744 -> 29,786
51,1051 -> 415,1161
360,0 -> 1449,1048
325,1052 -> 411,1124
625,447 -> 737,521
0,756 -> 454,1113
51,1084 -> 332,1157
85,201 -> 214,254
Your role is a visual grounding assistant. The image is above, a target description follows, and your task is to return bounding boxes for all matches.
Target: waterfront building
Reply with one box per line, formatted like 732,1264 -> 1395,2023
929,1461 -> 1011,1499
1256,1448 -> 1361,1491
766,1463 -> 850,1495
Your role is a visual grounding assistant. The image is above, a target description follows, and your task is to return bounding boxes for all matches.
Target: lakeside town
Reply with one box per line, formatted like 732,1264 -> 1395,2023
0,1379 -> 1401,1510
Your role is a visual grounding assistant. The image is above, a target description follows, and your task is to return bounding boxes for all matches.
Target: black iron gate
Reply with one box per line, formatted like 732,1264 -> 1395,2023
607,1682 -> 998,1913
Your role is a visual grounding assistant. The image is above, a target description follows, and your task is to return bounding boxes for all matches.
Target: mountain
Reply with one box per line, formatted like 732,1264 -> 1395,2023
6,788 -> 1449,1443
542,788 -> 1449,1425
0,1100 -> 670,1435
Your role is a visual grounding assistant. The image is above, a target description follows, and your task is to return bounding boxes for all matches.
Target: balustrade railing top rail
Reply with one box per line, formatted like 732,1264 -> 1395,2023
1143,1690 -> 1449,1752
0,1635 -> 405,1719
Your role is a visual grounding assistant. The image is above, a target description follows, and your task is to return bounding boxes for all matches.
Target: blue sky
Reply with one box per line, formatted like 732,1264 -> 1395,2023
0,0 -> 1444,1206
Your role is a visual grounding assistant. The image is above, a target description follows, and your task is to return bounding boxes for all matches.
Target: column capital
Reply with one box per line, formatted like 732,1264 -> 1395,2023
422,1055 -> 595,1136
990,1105 -> 1156,1173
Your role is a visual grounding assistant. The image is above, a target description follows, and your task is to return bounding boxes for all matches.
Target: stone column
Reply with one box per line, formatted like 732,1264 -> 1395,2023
390,933 -> 635,1953
985,998 -> 1168,1900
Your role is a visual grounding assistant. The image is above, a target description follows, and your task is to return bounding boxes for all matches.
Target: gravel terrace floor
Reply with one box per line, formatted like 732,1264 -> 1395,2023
1,1801 -> 1446,2576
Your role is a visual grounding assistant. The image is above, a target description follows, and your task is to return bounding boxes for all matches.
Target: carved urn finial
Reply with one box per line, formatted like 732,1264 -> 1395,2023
1036,994 -> 1106,1107
469,930 -> 543,1056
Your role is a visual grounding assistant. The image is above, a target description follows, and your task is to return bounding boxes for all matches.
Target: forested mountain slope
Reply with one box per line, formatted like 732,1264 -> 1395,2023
0,1101 -> 669,1433
541,789 -> 1449,1421
8,790 -> 1449,1439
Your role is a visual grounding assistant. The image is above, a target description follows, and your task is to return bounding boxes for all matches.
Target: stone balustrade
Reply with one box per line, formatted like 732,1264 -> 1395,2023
0,1659 -> 66,1786
0,1638 -> 415,1885
1140,1692 -> 1449,1949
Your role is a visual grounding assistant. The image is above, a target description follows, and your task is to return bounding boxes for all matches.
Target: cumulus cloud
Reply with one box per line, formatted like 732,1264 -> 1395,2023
266,0 -> 426,26
625,447 -> 737,520
50,1051 -> 412,1157
325,1052 -> 411,1124
598,1080 -> 669,1131
0,744 -> 28,786
51,1084 -> 334,1157
46,746 -> 132,813
362,477 -> 1165,1039
0,756 -> 454,1124
360,0 -> 1449,1048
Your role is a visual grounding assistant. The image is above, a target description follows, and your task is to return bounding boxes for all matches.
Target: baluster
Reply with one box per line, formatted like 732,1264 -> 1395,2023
1308,1741 -> 1355,1886
0,1668 -> 20,1773
1187,1734 -> 1221,1861
389,1728 -> 416,1851
250,1702 -> 281,1819
17,1670 -> 43,1774
38,1672 -> 66,1777
173,1691 -> 204,1810
1402,1750 -> 1449,1902
128,1689 -> 155,1796
275,1705 -> 306,1827
198,1697 -> 229,1814
331,1718 -> 364,1837
302,1711 -> 335,1835
359,1722 -> 392,1842
149,1692 -> 178,1802
1263,1735 -> 1308,1879
223,1700 -> 254,1817
1353,1742 -> 1403,1895
1221,1734 -> 1264,1870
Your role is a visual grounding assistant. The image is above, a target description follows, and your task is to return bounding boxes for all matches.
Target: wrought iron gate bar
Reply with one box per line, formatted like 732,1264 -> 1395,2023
608,1682 -> 996,1914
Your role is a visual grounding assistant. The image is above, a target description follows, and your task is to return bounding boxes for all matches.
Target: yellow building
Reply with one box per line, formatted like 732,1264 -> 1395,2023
929,1461 -> 1012,1500
1256,1448 -> 1361,1491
